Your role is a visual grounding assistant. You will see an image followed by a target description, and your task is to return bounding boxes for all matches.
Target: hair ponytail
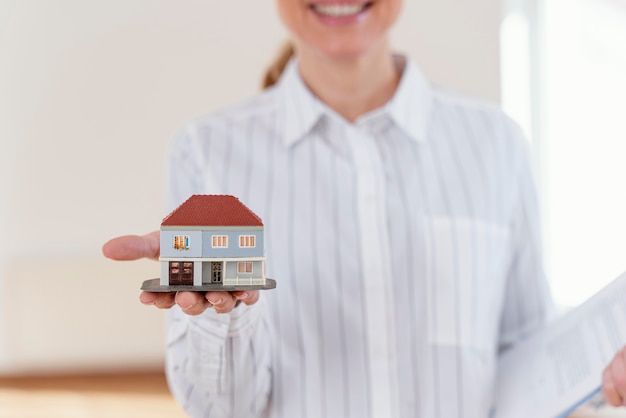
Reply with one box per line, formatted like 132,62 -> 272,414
262,42 -> 295,89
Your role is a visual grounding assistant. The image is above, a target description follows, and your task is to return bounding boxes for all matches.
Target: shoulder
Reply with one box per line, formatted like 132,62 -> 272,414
425,85 -> 533,187
189,87 -> 279,134
169,87 -> 280,153
431,85 -> 513,127
429,85 -> 528,150
168,87 -> 278,165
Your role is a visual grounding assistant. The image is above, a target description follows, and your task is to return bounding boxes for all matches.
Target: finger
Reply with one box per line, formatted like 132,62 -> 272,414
613,347 -> 626,404
102,231 -> 160,261
140,291 -> 176,309
603,366 -> 623,407
231,290 -> 260,306
206,291 -> 238,314
175,291 -> 211,316
611,348 -> 626,401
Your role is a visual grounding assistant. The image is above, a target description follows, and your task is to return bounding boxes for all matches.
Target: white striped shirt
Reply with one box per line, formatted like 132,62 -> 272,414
164,56 -> 553,418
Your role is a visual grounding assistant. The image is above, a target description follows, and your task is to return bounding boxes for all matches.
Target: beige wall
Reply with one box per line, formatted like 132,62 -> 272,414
0,0 -> 502,374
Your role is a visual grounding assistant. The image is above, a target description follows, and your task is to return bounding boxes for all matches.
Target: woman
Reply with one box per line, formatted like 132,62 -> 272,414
103,0 -> 626,416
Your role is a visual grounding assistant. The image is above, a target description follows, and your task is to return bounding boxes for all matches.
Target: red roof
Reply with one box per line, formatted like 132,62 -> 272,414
161,195 -> 263,227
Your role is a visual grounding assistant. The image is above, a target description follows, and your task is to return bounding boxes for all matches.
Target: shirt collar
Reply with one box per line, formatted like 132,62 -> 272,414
276,55 -> 433,147
384,55 -> 432,143
276,59 -> 325,148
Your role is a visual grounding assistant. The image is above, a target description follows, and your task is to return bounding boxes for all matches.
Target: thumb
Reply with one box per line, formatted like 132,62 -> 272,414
102,231 -> 160,261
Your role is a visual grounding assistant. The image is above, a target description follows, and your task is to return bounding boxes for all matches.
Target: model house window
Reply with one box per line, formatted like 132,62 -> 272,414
212,235 -> 228,248
237,262 -> 253,274
239,235 -> 256,248
173,235 -> 190,250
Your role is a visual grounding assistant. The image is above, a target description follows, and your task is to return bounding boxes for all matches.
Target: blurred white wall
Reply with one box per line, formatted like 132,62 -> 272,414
0,0 -> 501,374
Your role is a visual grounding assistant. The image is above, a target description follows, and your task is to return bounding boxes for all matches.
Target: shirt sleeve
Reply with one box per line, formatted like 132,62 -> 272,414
498,121 -> 555,350
163,124 -> 273,417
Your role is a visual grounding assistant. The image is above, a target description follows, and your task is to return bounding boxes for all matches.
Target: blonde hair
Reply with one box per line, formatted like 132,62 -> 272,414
262,42 -> 295,89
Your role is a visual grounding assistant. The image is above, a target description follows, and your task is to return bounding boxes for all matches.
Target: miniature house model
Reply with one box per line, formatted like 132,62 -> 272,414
159,195 -> 266,287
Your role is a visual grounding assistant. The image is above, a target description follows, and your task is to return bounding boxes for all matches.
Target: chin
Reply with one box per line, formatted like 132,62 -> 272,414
314,36 -> 380,60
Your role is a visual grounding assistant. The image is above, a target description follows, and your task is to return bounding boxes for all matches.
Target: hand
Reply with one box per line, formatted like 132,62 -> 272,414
102,231 -> 259,315
602,346 -> 626,407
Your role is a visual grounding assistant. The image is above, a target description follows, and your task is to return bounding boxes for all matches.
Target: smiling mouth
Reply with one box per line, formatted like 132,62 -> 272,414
310,2 -> 374,17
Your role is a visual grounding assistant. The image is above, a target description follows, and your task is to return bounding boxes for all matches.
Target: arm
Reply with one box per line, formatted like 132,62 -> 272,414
166,296 -> 273,417
495,123 -> 626,408
102,231 -> 269,416
103,124 -> 273,416
498,122 -> 554,351
602,347 -> 626,407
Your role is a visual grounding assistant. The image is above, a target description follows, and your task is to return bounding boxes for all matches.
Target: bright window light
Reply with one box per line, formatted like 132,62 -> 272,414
543,0 -> 626,307
501,9 -> 532,141
502,0 -> 626,308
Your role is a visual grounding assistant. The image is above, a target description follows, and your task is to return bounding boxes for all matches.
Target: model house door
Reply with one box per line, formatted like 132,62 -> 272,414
169,262 -> 193,285
211,262 -> 222,283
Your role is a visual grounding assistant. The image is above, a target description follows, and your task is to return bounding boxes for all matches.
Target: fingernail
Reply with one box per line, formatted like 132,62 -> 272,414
208,297 -> 223,305
184,304 -> 195,310
238,292 -> 249,300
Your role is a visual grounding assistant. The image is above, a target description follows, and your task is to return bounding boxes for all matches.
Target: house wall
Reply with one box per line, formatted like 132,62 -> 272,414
160,229 -> 264,259
200,230 -> 264,258
160,261 -> 169,286
193,261 -> 202,286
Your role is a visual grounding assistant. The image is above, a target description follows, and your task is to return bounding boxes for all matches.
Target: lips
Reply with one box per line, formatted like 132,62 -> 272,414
308,1 -> 373,25
311,3 -> 371,17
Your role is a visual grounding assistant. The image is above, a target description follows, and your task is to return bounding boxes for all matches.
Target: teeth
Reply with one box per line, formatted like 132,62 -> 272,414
313,3 -> 366,17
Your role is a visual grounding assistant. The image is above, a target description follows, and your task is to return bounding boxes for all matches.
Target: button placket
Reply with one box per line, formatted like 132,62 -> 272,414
346,123 -> 399,418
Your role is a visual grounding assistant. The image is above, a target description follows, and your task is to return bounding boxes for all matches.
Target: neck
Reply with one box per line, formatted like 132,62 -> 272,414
295,40 -> 400,123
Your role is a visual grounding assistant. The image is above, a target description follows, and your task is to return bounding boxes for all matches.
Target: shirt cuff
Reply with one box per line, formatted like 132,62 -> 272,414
178,297 -> 266,393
